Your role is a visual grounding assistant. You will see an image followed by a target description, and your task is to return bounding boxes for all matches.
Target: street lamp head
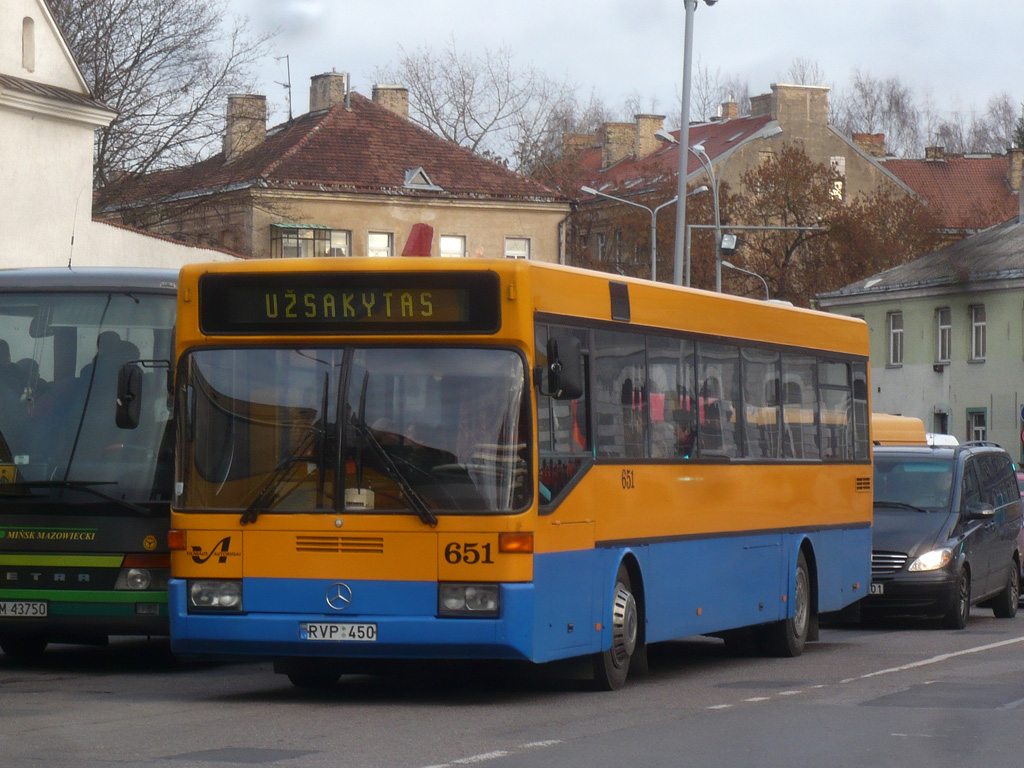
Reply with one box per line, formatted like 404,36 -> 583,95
689,185 -> 709,197
580,185 -> 598,196
655,129 -> 679,146
704,0 -> 719,5
760,124 -> 783,140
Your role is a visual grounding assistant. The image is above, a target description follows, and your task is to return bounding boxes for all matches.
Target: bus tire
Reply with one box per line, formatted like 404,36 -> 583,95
0,634 -> 47,658
592,564 -> 638,691
762,551 -> 810,657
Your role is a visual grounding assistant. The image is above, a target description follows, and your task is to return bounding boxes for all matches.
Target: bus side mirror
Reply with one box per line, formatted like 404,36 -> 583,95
116,363 -> 143,429
540,335 -> 583,400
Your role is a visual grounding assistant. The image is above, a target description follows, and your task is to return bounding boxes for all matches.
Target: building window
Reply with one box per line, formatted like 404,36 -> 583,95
829,156 -> 846,201
440,235 -> 466,258
368,232 -> 393,258
271,225 -> 336,258
22,17 -> 35,72
596,233 -> 607,262
887,311 -> 903,366
967,409 -> 987,441
936,307 -> 951,363
505,237 -> 530,260
330,230 -> 351,257
970,305 -> 986,361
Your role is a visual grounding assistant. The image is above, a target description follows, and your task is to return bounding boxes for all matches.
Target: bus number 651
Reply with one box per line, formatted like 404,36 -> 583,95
444,542 -> 495,565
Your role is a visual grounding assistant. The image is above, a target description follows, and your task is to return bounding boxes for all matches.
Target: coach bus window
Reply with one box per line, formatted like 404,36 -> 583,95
781,354 -> 819,460
593,330 -> 646,459
818,360 -> 854,460
536,325 -> 590,504
343,347 -> 529,514
647,335 -> 697,459
742,348 -> 781,459
696,343 -> 741,458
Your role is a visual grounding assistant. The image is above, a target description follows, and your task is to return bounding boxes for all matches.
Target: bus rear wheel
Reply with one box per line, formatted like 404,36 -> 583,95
761,551 -> 810,657
592,565 -> 638,691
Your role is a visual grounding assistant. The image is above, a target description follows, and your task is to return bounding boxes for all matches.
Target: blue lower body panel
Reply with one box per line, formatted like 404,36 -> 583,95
169,526 -> 870,663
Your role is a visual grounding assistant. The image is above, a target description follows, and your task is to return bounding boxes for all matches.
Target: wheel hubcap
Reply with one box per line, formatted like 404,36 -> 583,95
610,582 -> 637,667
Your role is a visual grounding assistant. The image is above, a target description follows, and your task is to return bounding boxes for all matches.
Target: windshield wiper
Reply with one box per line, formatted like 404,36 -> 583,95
873,500 -> 930,513
240,429 -> 319,526
349,416 -> 437,527
0,480 -> 153,515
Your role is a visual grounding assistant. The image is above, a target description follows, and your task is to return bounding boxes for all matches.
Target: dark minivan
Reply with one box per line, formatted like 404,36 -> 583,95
867,442 -> 1022,628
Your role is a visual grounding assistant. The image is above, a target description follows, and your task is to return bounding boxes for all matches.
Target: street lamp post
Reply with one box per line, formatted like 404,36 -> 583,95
722,259 -> 769,300
660,123 -> 782,290
580,186 -> 676,281
580,186 -> 709,282
673,0 -> 703,286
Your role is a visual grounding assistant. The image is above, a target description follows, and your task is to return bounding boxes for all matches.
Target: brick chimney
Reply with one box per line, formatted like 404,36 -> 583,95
718,101 -> 739,120
749,93 -> 773,118
223,94 -> 266,163
562,132 -> 597,156
634,114 -> 665,159
310,71 -> 350,112
372,84 -> 409,119
1007,147 -> 1023,192
853,133 -> 886,158
599,122 -> 634,168
925,146 -> 946,162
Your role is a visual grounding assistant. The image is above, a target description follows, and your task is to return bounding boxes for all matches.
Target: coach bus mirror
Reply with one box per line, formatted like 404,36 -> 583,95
116,363 -> 143,429
544,336 -> 583,400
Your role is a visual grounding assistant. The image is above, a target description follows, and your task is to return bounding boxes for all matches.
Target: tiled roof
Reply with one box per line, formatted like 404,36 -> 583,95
0,72 -> 109,113
105,92 -> 564,205
882,155 -> 1018,232
578,115 -> 776,197
820,215 -> 1024,299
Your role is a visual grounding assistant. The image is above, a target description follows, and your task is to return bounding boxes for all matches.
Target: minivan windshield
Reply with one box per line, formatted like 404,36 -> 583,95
177,346 -> 531,516
874,456 -> 954,511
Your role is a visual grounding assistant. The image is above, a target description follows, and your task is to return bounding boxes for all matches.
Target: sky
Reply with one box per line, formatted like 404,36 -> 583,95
227,0 -> 1024,132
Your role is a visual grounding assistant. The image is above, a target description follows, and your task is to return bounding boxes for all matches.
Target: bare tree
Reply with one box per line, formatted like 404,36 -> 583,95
831,69 -> 921,157
375,37 -> 575,171
49,0 -> 274,187
687,59 -> 749,123
782,57 -> 827,86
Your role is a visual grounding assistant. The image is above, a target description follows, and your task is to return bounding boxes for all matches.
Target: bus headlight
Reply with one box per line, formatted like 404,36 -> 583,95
114,568 -> 169,590
438,584 -> 499,617
188,580 -> 243,612
908,548 -> 953,572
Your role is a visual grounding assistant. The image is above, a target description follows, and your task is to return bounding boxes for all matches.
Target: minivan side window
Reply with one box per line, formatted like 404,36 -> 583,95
960,461 -> 981,513
977,454 -> 1016,508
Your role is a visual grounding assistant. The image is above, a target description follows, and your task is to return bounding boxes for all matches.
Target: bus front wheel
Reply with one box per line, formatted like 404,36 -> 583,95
592,564 -> 638,691
761,551 -> 810,657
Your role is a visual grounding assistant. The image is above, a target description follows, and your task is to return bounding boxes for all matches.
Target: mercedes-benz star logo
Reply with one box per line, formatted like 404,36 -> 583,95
326,582 -> 353,611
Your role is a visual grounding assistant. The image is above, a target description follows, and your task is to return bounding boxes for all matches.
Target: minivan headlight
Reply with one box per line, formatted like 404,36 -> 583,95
908,548 -> 953,572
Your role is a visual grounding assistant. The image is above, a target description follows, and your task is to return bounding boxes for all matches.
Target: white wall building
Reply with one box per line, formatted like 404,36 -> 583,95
0,0 -> 236,269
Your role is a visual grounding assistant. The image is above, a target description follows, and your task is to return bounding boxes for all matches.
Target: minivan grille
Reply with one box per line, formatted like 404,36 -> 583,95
871,550 -> 907,577
295,535 -> 385,554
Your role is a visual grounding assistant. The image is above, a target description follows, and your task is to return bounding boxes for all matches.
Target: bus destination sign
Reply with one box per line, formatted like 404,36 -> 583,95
199,271 -> 501,334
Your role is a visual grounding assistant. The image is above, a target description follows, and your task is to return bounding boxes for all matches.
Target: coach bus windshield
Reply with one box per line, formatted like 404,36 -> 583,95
0,291 -> 175,507
177,347 -> 531,516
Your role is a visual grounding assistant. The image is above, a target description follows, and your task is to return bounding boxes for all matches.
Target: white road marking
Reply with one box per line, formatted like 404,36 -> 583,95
839,636 -> 1024,684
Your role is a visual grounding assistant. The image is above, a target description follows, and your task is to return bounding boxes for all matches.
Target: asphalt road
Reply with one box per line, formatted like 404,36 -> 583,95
3,611 -> 1024,768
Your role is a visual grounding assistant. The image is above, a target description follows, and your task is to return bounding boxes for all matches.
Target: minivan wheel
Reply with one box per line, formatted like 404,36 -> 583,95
943,566 -> 971,629
991,560 -> 1020,619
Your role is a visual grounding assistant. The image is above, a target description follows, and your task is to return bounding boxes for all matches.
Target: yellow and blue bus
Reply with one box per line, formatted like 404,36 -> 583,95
166,258 -> 872,689
0,268 -> 177,656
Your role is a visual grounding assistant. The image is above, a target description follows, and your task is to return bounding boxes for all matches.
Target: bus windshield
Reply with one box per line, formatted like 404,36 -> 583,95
178,346 -> 531,515
0,291 -> 175,506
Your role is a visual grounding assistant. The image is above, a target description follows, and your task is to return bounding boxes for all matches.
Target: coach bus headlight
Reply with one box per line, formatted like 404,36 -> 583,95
188,580 -> 243,612
438,584 -> 499,617
907,548 -> 953,572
